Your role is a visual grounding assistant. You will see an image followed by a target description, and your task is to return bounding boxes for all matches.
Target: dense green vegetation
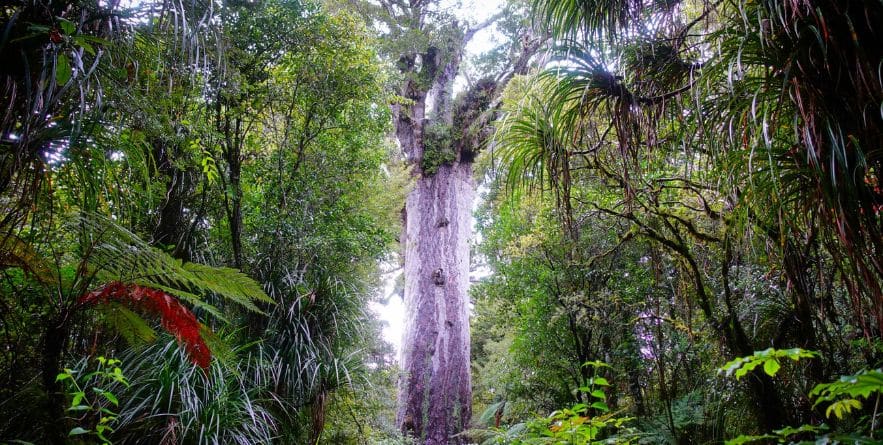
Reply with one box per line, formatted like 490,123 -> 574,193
470,0 -> 883,443
1,0 -> 404,442
1,0 -> 881,443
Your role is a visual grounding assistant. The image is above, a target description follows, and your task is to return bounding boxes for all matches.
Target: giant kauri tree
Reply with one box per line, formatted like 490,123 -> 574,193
355,0 -> 541,441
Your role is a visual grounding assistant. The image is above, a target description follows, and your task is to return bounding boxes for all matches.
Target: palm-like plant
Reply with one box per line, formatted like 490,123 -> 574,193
254,259 -> 375,442
0,0 -> 135,230
700,0 -> 883,336
109,335 -> 278,445
495,77 -> 583,243
532,0 -> 883,326
496,90 -> 572,194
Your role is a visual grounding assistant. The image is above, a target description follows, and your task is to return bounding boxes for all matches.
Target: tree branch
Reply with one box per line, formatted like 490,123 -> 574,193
464,11 -> 505,42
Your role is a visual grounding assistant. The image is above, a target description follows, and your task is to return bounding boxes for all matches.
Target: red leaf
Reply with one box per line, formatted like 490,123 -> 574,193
49,28 -> 63,44
80,281 -> 211,368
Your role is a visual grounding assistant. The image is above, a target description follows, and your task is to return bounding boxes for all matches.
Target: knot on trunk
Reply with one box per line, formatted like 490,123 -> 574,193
433,268 -> 445,286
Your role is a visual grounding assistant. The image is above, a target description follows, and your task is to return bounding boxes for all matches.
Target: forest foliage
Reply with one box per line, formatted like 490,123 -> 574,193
1,0 -> 405,442
1,0 -> 882,443
469,0 -> 883,443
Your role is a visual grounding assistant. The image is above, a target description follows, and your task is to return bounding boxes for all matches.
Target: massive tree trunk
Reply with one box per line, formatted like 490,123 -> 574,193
381,5 -> 540,440
397,161 -> 474,443
391,19 -> 485,442
394,33 -> 476,440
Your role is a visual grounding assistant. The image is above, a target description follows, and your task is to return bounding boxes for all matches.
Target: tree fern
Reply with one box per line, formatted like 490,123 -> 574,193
75,213 -> 272,311
65,213 -> 275,367
0,234 -> 55,284
80,282 -> 212,368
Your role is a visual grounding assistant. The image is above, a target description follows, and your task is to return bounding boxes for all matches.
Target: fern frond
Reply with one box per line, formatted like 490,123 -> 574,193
0,235 -> 56,284
81,281 -> 211,368
67,213 -> 277,368
96,302 -> 158,344
75,213 -> 273,314
183,262 -> 274,312
199,324 -> 235,366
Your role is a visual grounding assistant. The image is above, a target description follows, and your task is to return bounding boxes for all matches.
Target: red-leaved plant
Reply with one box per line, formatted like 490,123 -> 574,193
79,282 -> 211,368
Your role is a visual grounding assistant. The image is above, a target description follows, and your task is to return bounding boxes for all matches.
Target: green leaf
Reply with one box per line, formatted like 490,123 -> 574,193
591,377 -> 609,386
773,424 -> 820,436
101,391 -> 119,406
71,391 -> 85,407
590,401 -> 609,412
590,389 -> 606,400
581,360 -> 611,369
68,427 -> 90,436
58,18 -> 75,35
825,398 -> 862,419
73,37 -> 95,55
763,359 -> 781,377
721,349 -> 817,380
720,358 -> 744,376
755,348 -> 774,358
56,53 -> 71,85
724,434 -> 776,445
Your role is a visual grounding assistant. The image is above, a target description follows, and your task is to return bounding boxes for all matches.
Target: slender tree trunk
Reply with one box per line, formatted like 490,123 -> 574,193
41,315 -> 69,445
220,111 -> 245,271
397,161 -> 474,444
150,139 -> 195,261
227,153 -> 244,270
